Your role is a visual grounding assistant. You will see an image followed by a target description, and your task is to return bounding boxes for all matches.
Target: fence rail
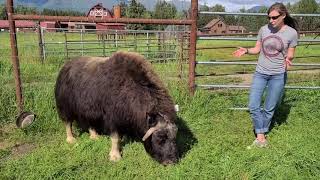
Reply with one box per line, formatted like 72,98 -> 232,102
39,28 -> 190,61
195,11 -> 320,95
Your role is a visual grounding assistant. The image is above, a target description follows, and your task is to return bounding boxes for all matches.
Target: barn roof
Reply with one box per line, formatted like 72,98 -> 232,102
203,18 -> 222,29
86,3 -> 113,17
0,20 -> 36,28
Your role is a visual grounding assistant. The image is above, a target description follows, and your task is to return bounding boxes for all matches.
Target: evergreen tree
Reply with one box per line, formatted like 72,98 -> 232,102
118,0 -> 127,18
197,4 -> 212,28
153,0 -> 177,30
153,0 -> 177,19
126,0 -> 147,30
197,4 -> 226,29
0,4 -> 6,20
294,0 -> 319,31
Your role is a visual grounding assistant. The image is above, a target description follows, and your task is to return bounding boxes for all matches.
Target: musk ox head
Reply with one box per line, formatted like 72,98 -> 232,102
142,113 -> 178,165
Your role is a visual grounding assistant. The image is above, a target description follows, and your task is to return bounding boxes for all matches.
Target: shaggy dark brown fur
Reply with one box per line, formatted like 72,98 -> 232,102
55,51 -> 178,165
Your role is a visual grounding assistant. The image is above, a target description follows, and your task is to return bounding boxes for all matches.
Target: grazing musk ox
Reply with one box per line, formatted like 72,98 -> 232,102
55,51 -> 178,165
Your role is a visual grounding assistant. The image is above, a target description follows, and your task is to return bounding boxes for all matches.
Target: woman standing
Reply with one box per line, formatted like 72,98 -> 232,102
233,3 -> 299,148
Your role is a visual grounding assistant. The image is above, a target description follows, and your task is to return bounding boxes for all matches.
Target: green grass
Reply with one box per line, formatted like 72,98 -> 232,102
1,31 -> 320,179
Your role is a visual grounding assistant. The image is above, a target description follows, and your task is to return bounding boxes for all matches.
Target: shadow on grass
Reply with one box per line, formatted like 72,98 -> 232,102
250,93 -> 292,137
269,93 -> 292,132
176,116 -> 197,159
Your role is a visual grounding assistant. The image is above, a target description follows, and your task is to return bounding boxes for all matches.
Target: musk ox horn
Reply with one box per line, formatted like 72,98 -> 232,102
158,112 -> 169,123
142,121 -> 166,141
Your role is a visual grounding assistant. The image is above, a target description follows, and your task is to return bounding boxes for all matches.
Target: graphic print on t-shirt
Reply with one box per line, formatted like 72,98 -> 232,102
262,35 -> 284,58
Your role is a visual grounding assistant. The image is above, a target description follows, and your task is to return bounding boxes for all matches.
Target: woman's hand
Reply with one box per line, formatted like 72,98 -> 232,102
285,47 -> 295,70
232,47 -> 247,57
285,57 -> 292,70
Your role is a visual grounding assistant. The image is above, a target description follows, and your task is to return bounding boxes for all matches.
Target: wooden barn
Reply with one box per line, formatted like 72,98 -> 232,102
201,18 -> 246,34
40,3 -> 125,32
0,20 -> 36,32
87,3 -> 126,31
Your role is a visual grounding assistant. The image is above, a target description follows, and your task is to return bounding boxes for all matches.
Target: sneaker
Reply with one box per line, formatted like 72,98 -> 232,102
246,139 -> 268,149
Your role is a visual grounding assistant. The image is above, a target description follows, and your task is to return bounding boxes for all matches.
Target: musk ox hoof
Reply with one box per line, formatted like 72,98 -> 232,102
90,134 -> 99,140
66,137 -> 76,144
109,152 -> 121,162
89,128 -> 99,140
90,135 -> 99,140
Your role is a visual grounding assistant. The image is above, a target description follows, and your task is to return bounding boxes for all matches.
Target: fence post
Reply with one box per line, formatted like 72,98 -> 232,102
189,0 -> 198,95
115,30 -> 118,48
80,29 -> 84,56
134,32 -> 137,51
64,31 -> 68,58
41,27 -> 46,60
103,36 -> 106,57
37,22 -> 44,63
178,32 -> 184,79
147,32 -> 150,58
7,0 -> 24,113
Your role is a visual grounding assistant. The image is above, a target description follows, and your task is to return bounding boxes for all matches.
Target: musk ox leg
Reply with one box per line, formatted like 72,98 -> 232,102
89,128 -> 99,140
65,121 -> 76,144
109,132 -> 121,162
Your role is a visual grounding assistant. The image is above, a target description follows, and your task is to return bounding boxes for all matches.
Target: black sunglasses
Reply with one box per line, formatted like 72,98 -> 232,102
268,14 -> 282,20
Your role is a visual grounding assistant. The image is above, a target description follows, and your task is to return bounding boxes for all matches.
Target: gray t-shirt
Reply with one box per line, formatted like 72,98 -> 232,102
256,24 -> 298,75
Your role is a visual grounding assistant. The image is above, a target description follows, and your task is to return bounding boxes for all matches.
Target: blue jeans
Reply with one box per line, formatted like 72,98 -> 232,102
249,71 -> 287,134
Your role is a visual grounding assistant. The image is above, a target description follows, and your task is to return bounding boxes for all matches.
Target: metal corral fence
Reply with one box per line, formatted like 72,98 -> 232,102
39,28 -> 190,63
7,0 -> 320,115
5,0 -> 198,114
194,11 -> 320,94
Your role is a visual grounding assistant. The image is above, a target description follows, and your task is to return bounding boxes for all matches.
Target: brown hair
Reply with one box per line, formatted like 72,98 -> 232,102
268,2 -> 299,31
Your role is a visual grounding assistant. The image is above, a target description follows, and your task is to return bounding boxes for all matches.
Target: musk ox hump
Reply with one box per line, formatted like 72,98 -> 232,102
109,51 -> 166,90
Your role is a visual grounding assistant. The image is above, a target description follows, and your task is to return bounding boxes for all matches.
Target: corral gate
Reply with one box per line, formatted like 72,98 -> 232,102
193,11 -> 320,97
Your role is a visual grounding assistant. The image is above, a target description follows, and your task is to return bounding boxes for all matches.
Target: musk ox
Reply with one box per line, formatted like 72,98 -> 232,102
55,51 -> 178,165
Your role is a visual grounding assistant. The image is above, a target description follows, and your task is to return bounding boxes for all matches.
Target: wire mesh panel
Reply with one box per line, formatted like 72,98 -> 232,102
1,0 -> 193,126
39,28 -> 190,82
0,30 -> 17,122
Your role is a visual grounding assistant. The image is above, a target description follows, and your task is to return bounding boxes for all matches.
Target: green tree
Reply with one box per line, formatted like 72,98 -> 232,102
197,4 -> 212,28
119,0 -> 128,17
294,0 -> 319,30
0,4 -> 6,20
15,5 -> 37,15
152,0 -> 177,30
126,0 -> 147,30
197,4 -> 225,29
296,0 -> 318,13
209,4 -> 225,12
234,6 -> 269,33
153,0 -> 177,19
41,8 -> 84,16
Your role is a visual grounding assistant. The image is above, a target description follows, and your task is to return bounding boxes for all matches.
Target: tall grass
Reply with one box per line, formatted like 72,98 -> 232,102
0,32 -> 320,179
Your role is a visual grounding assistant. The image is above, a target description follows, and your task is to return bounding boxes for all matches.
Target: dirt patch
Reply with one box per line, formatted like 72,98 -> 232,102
11,143 -> 36,157
0,141 -> 12,150
0,123 -> 37,158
